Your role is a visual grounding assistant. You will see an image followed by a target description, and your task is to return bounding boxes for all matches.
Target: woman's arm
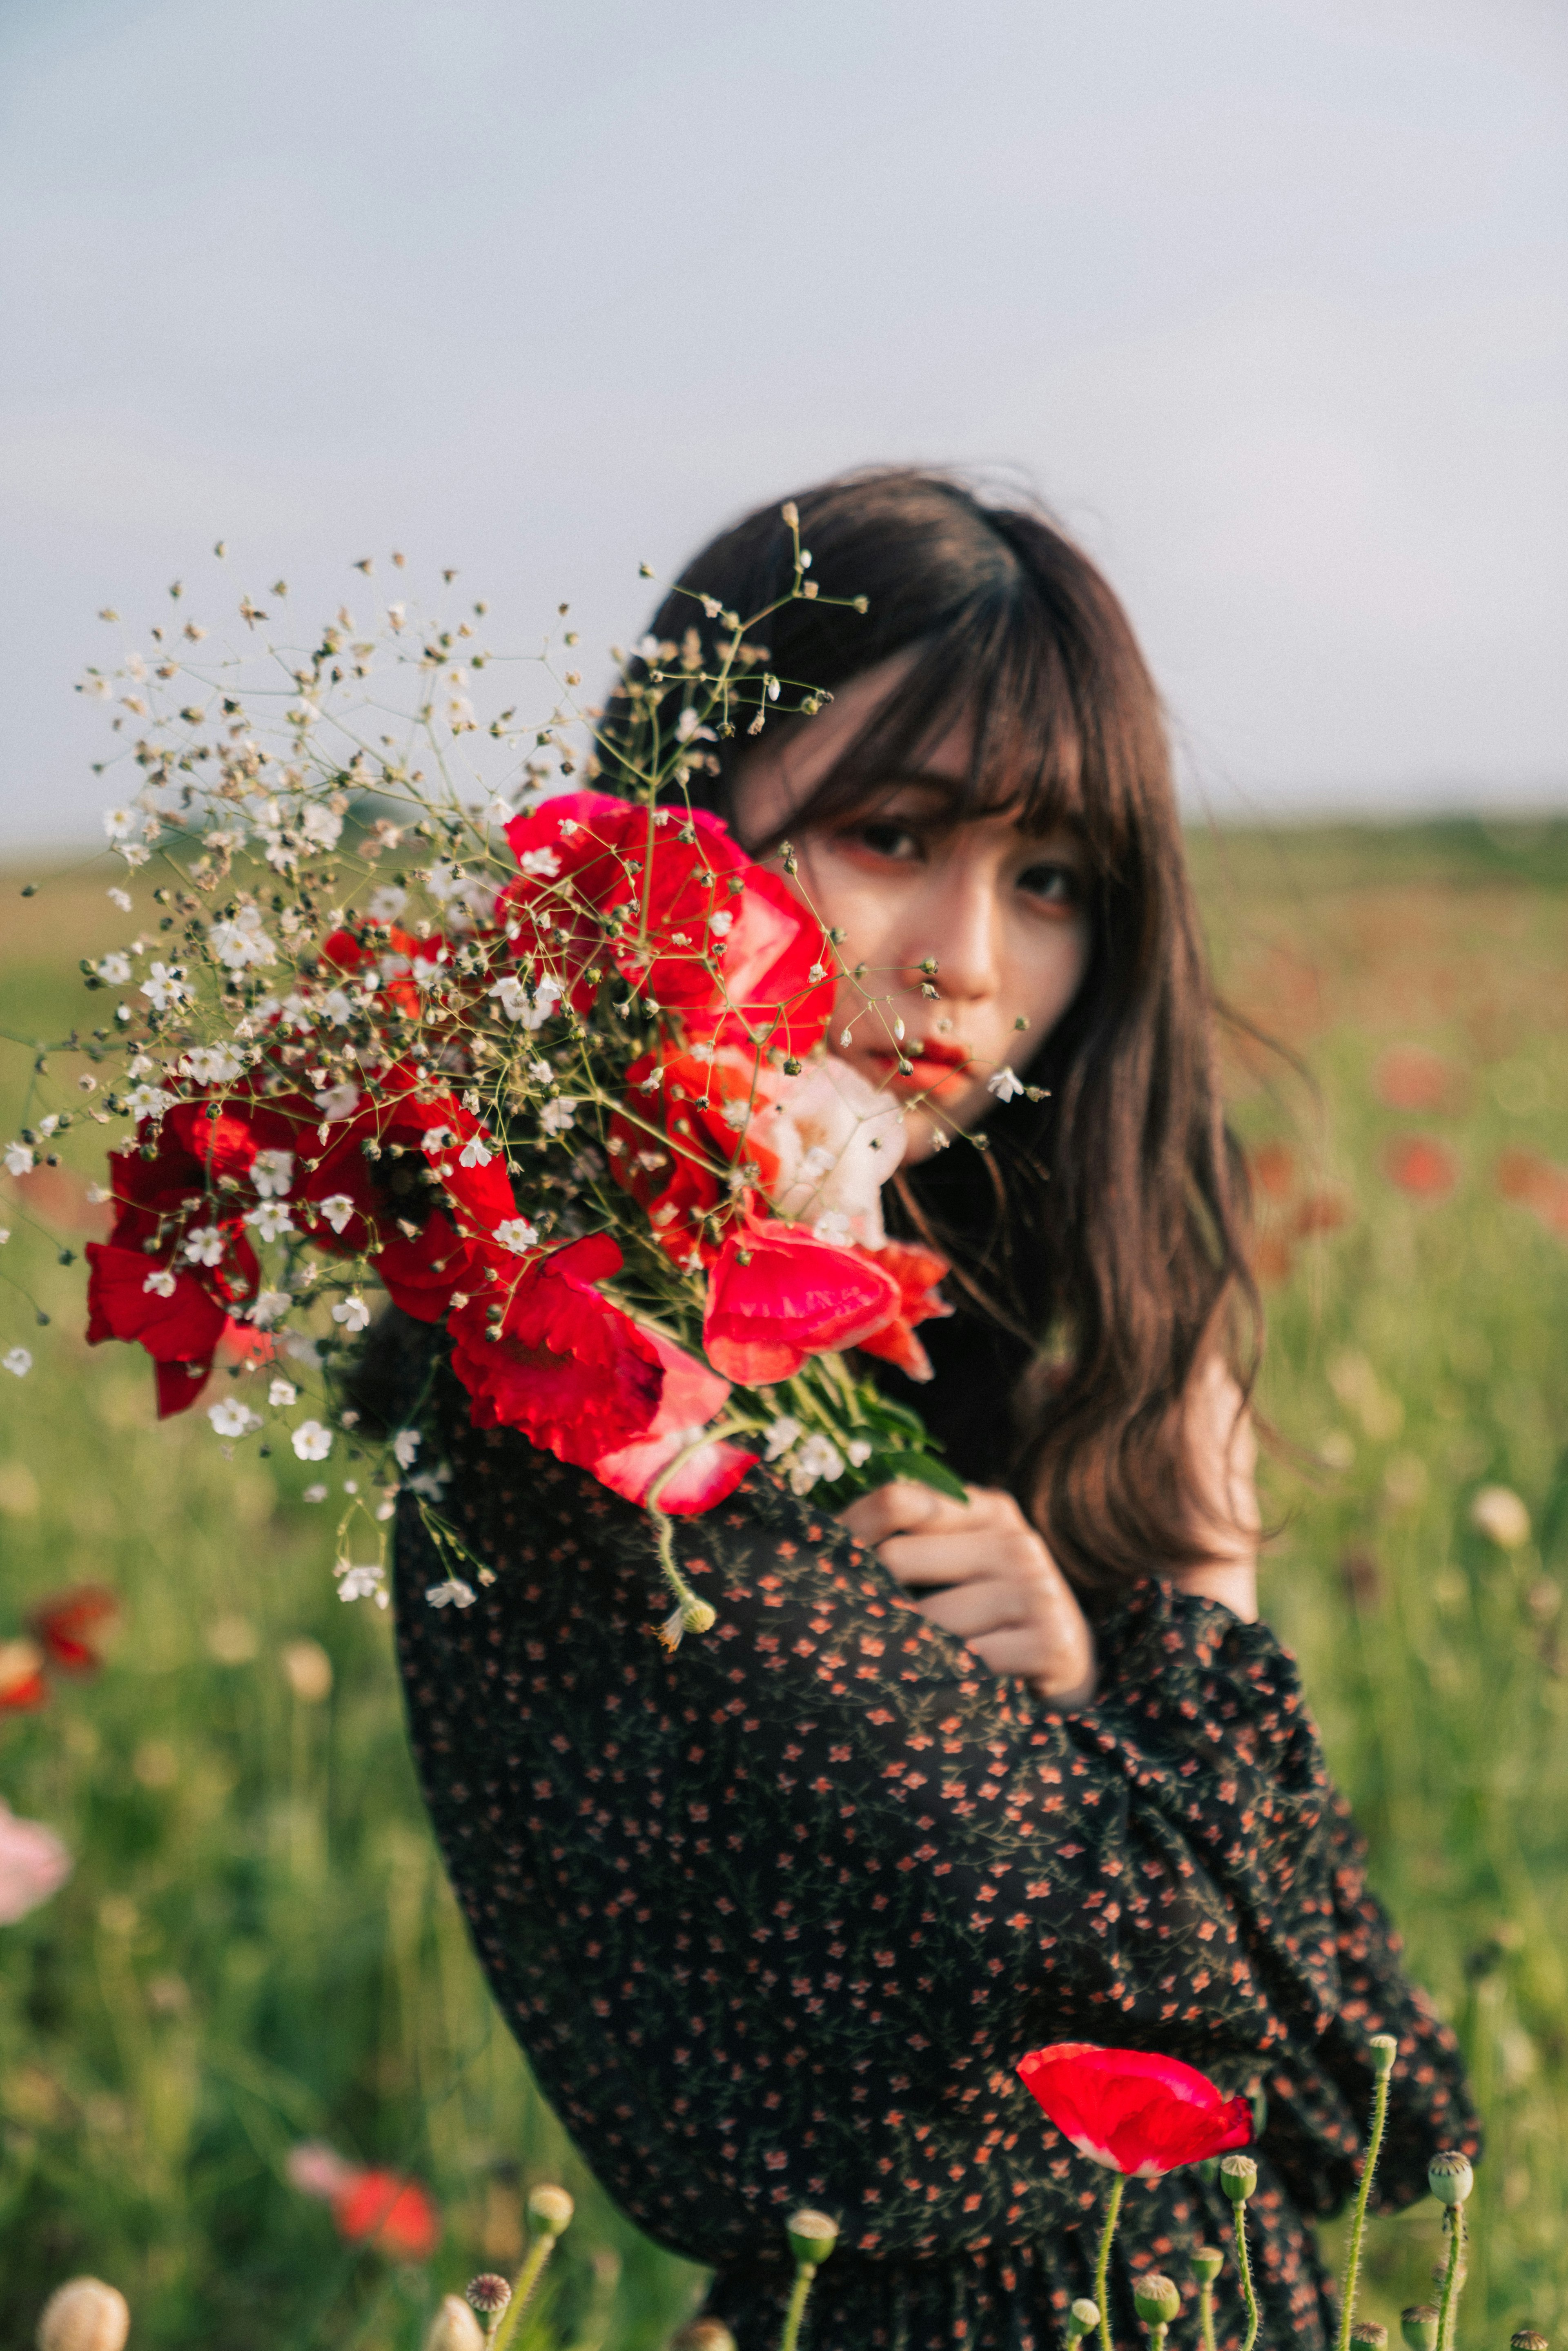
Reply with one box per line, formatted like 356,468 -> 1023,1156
1167,1351 -> 1261,1622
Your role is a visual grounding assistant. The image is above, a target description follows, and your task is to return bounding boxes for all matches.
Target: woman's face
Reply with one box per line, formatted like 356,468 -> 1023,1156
730,655 -> 1093,1163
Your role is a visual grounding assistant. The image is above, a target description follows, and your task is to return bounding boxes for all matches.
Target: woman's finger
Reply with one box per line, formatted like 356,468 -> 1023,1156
876,1529 -> 1023,1589
837,1480 -> 972,1547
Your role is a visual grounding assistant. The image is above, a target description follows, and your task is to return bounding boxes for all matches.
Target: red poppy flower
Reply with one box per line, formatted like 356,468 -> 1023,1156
1016,2043 -> 1253,2178
85,1241 -> 235,1416
331,2168 -> 441,2262
609,1046 -> 789,1266
0,1638 -> 49,1713
1249,1141 -> 1295,1201
1374,1045 -> 1454,1114
592,1324 -> 757,1513
703,1215 -> 904,1385
1384,1136 -> 1457,1200
449,1232 -> 664,1450
28,1586 -> 118,1676
852,1239 -> 952,1382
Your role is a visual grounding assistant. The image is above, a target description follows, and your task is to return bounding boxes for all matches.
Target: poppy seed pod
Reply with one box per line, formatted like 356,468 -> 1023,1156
1220,2153 -> 1258,2203
1369,2032 -> 1397,2075
1399,2306 -> 1439,2351
1190,2247 -> 1223,2288
670,2324 -> 739,2351
786,2209 -> 839,2266
1133,2275 -> 1181,2326
1350,2325 -> 1388,2349
465,2275 -> 512,2317
526,2184 -> 575,2235
1065,2300 -> 1100,2344
35,2280 -> 131,2351
1427,2153 -> 1474,2206
422,2295 -> 485,2351
1510,2331 -> 1549,2351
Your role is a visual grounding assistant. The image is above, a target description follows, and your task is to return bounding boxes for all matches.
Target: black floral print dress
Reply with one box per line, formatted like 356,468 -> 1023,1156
392,1352 -> 1477,2351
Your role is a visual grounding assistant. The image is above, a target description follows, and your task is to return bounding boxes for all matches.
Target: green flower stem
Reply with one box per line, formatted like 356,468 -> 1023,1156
645,1419 -> 745,1643
1094,2173 -> 1128,2351
1435,2205 -> 1466,2351
1149,2328 -> 1168,2351
1197,2281 -> 1217,2351
1232,2199 -> 1260,2351
1337,2052 -> 1395,2351
778,2260 -> 816,2351
488,2235 -> 558,2351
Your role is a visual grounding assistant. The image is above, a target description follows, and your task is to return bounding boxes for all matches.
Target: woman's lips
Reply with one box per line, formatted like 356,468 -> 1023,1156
864,1041 -> 973,1094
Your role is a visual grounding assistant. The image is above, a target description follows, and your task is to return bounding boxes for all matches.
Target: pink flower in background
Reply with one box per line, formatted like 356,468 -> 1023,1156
1374,1045 -> 1456,1113
1385,1136 -> 1458,1200
0,1800 -> 73,1923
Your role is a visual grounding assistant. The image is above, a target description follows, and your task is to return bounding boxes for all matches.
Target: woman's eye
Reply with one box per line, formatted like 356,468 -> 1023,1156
846,820 -> 922,862
1017,861 -> 1080,907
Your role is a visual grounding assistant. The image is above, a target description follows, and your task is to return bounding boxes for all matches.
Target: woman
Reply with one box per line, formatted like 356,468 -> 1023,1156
384,472 -> 1476,2348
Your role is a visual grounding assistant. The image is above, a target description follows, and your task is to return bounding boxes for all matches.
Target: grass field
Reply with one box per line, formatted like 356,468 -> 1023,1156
3,816 -> 1568,2348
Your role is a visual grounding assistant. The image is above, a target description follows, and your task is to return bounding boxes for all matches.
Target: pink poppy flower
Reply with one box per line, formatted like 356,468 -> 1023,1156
1016,2042 -> 1252,2178
0,1800 -> 73,1924
703,1216 -> 904,1384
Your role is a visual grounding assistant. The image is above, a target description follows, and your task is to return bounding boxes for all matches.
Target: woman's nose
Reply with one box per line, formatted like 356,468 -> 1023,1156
904,864 -> 1001,1005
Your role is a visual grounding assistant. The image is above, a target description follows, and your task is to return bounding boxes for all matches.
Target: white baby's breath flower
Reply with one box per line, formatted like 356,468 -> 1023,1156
4,1141 -> 34,1177
764,1415 -> 803,1462
369,885 -> 408,922
107,887 -> 133,912
846,1437 -> 874,1467
459,1132 -> 494,1169
313,1080 -> 361,1122
392,1428 -> 421,1469
336,1560 -> 386,1604
245,1201 -> 295,1243
247,1289 -> 290,1329
269,1378 -> 298,1407
3,1347 -> 33,1378
494,1217 -> 539,1254
139,962 -> 191,1011
292,1420 -> 333,1462
183,1224 -> 226,1266
332,1295 -> 371,1333
250,1149 -> 294,1199
208,1396 -> 261,1438
321,988 -> 354,1027
300,804 -> 341,849
986,1067 -> 1024,1103
540,1098 -> 577,1137
787,1434 -> 845,1494
314,1194 -> 356,1235
209,905 -> 277,971
519,847 -> 561,880
182,1045 -> 244,1085
96,952 -> 132,985
303,1481 -> 329,1503
427,1578 -> 477,1610
102,805 -> 142,841
125,1084 -> 174,1123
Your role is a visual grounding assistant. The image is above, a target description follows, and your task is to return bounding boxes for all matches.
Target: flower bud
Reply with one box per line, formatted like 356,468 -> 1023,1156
670,2324 -> 739,2351
1220,2153 -> 1258,2203
422,2296 -> 484,2351
465,2276 -> 512,2317
35,2281 -> 131,2351
1133,2275 -> 1181,2326
1510,2331 -> 1549,2351
1190,2247 -> 1223,2287
527,2183 -> 575,2235
1369,2033 -> 1397,2075
1350,2326 -> 1388,2349
1066,2301 -> 1100,2344
1427,2152 -> 1474,2206
1399,2307 -> 1439,2351
786,2208 -> 839,2267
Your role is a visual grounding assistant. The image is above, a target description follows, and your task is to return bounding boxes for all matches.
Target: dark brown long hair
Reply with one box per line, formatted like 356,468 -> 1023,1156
602,468 -> 1259,1598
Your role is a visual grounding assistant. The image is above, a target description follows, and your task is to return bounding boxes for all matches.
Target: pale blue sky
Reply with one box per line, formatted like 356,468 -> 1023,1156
2,0 -> 1564,847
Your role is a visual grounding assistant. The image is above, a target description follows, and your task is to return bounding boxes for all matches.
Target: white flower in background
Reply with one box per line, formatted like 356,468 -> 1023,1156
488,973 -> 562,1028
143,1268 -> 178,1297
519,847 -> 561,880
309,1194 -> 352,1237
303,1482 -> 329,1503
764,1416 -> 803,1462
369,884 -> 408,923
285,1332 -> 321,1368
786,1433 -> 845,1495
757,1055 -> 907,1250
540,1098 -> 577,1137
245,1201 -> 294,1243
332,1295 -> 371,1333
140,962 -> 191,1011
183,1225 -> 226,1267
102,805 -> 143,842
209,905 -> 277,970
276,993 -> 313,1033
292,1420 -> 332,1462
107,887 -> 133,912
986,1066 -> 1024,1104
4,1142 -> 34,1177
846,1437 -> 874,1467
269,1378 -> 298,1408
125,1084 -> 174,1123
459,1132 -> 494,1169
392,1429 -> 421,1469
407,1462 -> 452,1498
421,1127 -> 454,1159
300,804 -> 342,849
494,1217 -> 539,1254
314,1080 -> 361,1121
3,1348 -> 32,1378
250,1149 -> 294,1199
320,988 -> 354,1027
208,1396 -> 261,1438
0,1799 -> 72,1923
247,1289 -> 291,1329
335,1560 -> 386,1605
96,952 -> 132,985
426,1578 -> 476,1610
182,1045 -> 244,1084
1470,1485 -> 1531,1550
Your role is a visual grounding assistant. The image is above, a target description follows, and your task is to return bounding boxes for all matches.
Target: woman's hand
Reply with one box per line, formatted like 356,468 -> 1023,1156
1170,1353 -> 1261,1622
837,1480 -> 1098,1707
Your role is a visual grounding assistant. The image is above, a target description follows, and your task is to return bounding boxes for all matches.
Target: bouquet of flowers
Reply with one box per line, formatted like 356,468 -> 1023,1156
14,524 -> 960,1640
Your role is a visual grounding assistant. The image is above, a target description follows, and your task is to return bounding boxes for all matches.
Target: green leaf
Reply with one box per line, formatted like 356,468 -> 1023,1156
867,1450 -> 969,1502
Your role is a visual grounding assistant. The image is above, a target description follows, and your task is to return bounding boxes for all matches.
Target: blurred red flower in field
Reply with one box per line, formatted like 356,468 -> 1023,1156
332,2168 -> 441,2262
1252,1234 -> 1294,1288
1374,1045 -> 1455,1113
1384,1137 -> 1457,1200
1495,1150 -> 1568,1238
1292,1192 -> 1352,1238
28,1587 -> 118,1676
1249,1141 -> 1295,1201
0,1637 -> 49,1713
1016,2042 -> 1252,2178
